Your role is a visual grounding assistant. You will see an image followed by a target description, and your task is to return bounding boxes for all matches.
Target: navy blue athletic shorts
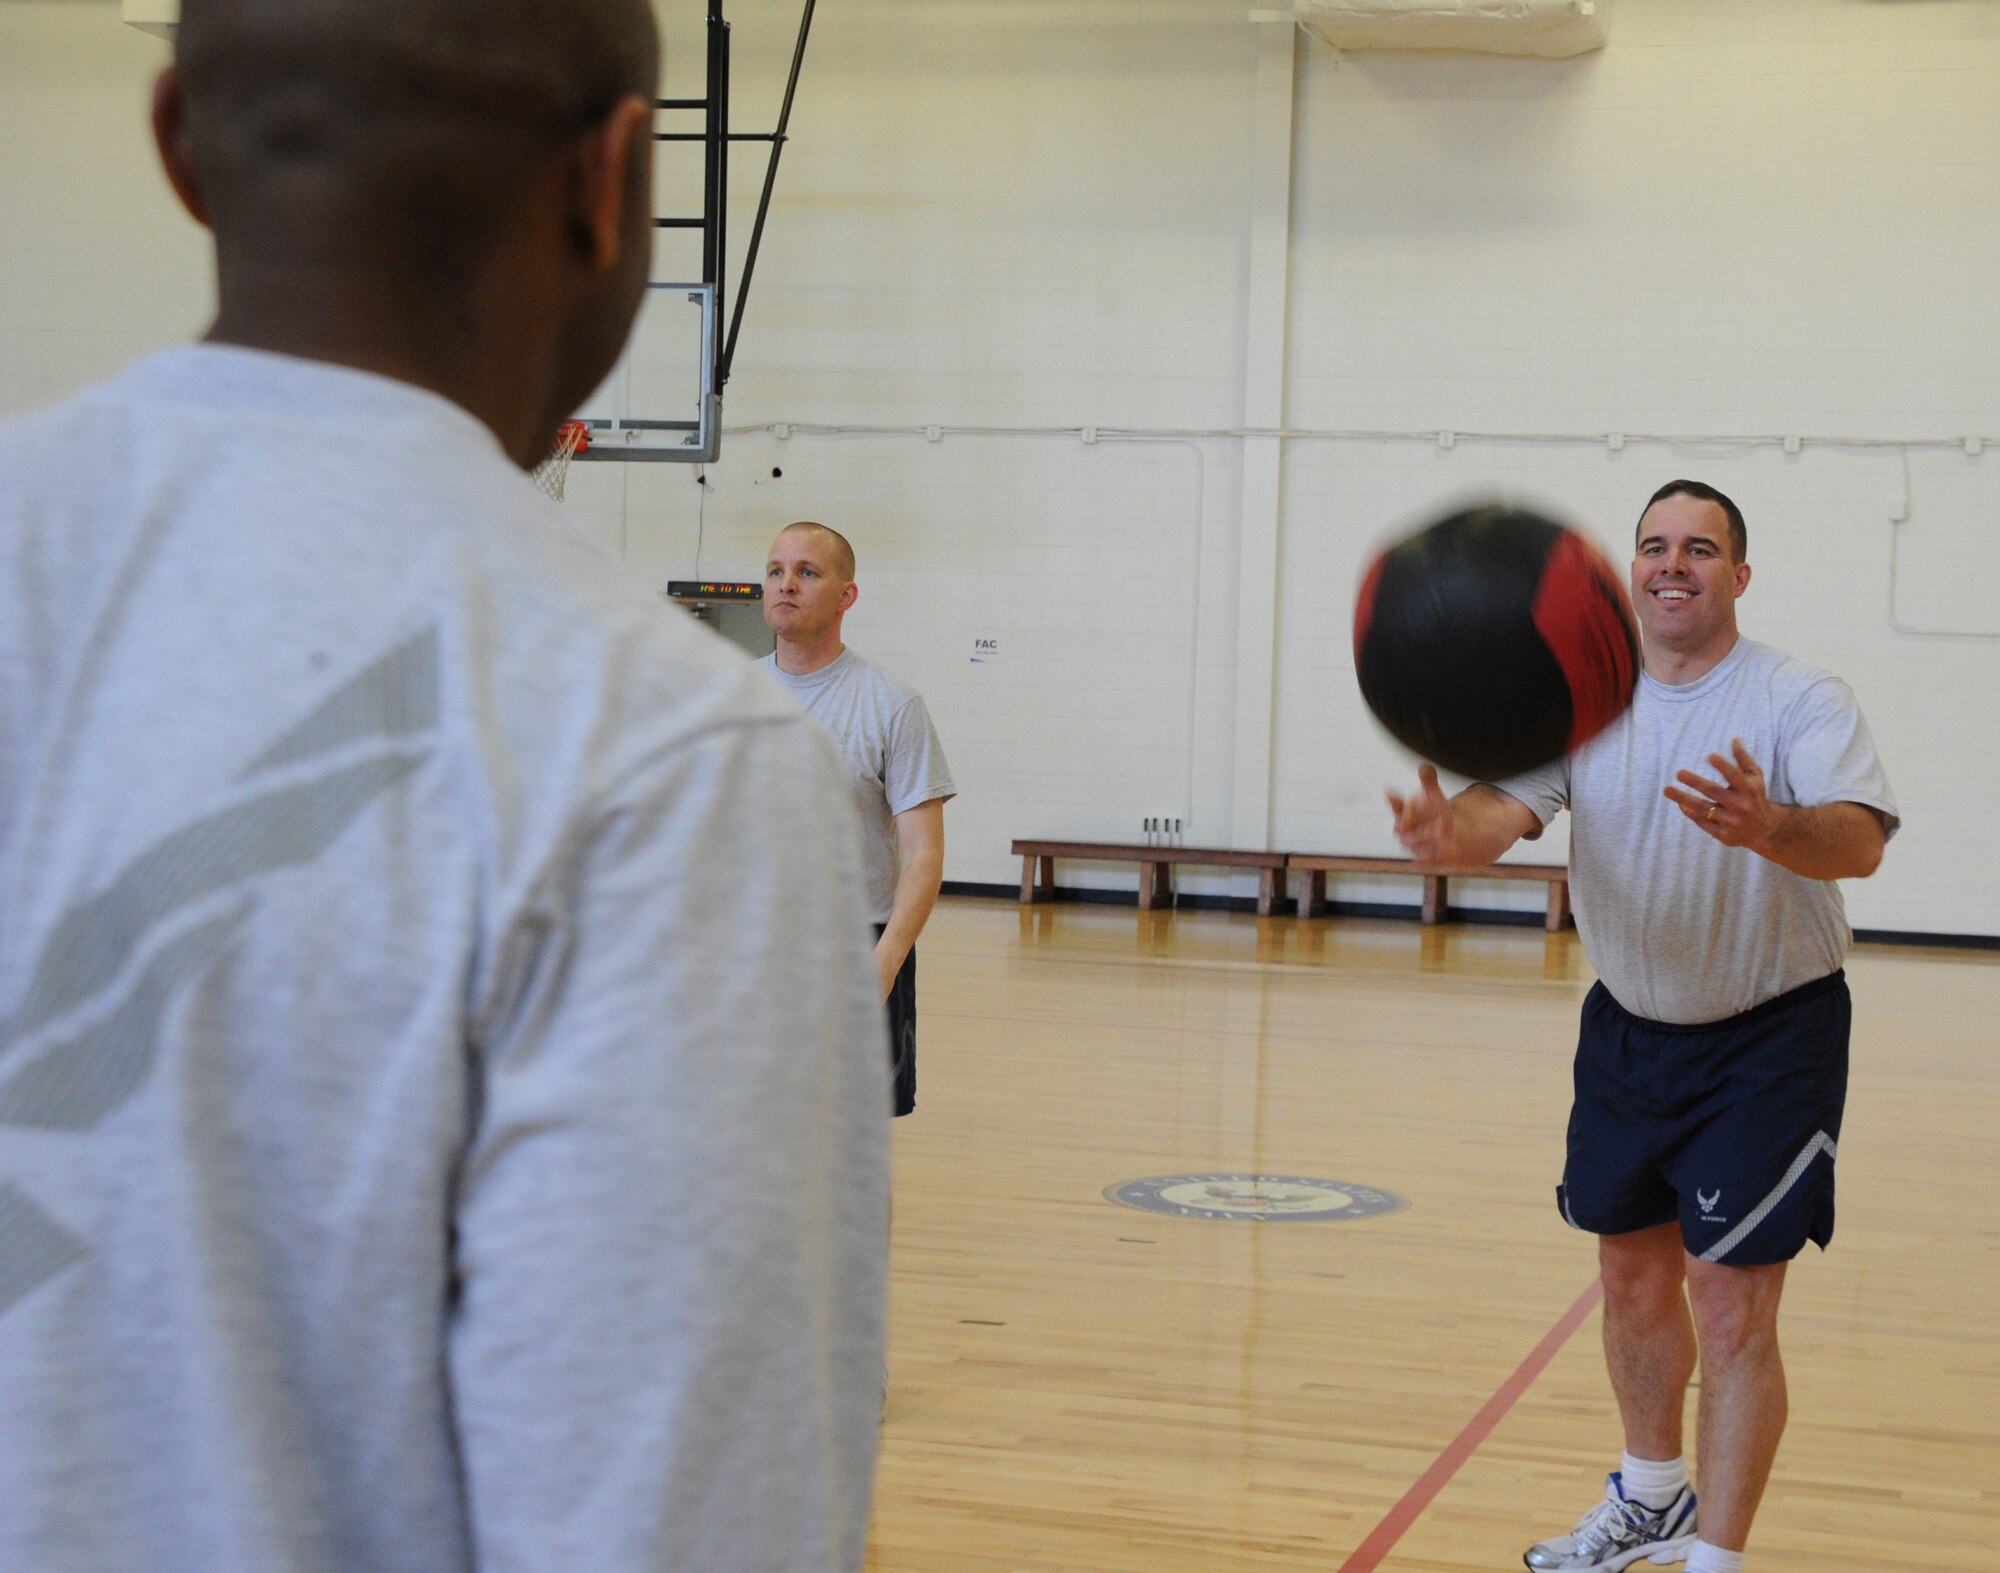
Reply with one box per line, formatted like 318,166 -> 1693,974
874,926 -> 917,1118
1555,970 -> 1849,1266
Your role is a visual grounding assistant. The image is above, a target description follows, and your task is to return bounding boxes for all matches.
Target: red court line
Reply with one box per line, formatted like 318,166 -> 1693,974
1335,1278 -> 1606,1573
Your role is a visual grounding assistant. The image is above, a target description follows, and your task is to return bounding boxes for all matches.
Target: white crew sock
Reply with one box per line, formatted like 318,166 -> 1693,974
1684,1541 -> 1744,1573
1619,1450 -> 1689,1510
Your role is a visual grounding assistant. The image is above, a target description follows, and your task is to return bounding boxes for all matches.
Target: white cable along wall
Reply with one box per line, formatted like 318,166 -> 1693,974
715,416 -> 2000,653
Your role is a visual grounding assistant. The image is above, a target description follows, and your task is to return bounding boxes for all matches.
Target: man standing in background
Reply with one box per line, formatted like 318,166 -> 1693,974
763,522 -> 955,1119
0,4 -> 887,1570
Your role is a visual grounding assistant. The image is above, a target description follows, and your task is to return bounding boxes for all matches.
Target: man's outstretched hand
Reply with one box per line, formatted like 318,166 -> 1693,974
1388,762 -> 1458,863
1664,738 -> 1776,851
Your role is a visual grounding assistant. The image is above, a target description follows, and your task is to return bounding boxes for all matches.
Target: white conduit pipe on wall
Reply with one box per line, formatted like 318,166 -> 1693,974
728,419 -> 2000,632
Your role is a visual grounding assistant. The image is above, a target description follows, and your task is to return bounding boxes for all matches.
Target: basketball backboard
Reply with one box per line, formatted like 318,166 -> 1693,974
573,282 -> 720,464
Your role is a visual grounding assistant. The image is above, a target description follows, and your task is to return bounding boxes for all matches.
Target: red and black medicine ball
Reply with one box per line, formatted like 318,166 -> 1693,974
1353,505 -> 1639,781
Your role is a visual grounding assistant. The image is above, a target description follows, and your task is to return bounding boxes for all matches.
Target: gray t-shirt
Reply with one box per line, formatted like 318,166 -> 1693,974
0,346 -> 888,1573
759,648 -> 956,924
1498,637 -> 1899,1025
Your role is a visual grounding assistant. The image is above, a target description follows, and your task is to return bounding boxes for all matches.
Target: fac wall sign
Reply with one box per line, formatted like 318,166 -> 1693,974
970,635 -> 1003,664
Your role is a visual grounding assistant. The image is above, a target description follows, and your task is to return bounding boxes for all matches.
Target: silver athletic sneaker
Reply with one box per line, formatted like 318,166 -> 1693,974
1523,1471 -> 1698,1571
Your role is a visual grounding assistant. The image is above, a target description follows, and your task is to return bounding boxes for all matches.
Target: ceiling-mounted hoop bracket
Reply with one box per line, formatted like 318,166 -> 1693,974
581,0 -> 818,465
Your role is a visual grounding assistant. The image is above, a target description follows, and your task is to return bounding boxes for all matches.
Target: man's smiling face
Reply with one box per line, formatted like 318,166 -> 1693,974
1631,491 -> 1749,655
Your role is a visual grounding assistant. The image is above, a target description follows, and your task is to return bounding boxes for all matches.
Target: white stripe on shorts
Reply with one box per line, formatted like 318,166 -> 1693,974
1697,1130 -> 1838,1263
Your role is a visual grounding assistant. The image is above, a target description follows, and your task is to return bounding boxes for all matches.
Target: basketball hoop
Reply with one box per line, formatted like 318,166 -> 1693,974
532,420 -> 591,501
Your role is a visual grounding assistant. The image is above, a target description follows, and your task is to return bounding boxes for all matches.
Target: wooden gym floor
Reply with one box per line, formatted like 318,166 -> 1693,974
866,896 -> 2000,1572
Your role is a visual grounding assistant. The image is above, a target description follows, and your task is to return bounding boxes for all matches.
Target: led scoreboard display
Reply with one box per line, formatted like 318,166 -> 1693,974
666,580 -> 762,602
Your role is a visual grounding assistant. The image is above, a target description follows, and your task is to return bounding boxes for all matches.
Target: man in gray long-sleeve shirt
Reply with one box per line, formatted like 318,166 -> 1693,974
0,3 -> 887,1570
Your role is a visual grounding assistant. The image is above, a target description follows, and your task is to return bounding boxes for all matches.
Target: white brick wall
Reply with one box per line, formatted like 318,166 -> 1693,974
2,0 -> 1995,935
1274,1 -> 2000,934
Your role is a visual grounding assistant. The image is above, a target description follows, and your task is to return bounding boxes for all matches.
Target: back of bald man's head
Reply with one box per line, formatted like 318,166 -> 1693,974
176,0 -> 658,286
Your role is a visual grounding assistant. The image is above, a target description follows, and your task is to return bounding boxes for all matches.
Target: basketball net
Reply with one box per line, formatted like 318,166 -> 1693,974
532,421 -> 591,502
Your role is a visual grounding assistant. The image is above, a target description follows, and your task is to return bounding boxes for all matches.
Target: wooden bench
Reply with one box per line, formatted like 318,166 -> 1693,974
1288,854 -> 1571,932
1011,839 -> 1290,916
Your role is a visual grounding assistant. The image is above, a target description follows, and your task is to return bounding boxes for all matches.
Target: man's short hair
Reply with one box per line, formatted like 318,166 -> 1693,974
1637,479 -> 1747,563
779,522 -> 856,582
176,0 -> 659,288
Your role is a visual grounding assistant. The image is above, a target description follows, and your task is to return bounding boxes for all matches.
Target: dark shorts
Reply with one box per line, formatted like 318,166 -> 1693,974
1556,971 -> 1850,1266
875,927 -> 917,1118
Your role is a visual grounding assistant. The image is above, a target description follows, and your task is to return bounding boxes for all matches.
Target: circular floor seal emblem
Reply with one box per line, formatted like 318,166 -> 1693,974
1104,1173 -> 1406,1223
